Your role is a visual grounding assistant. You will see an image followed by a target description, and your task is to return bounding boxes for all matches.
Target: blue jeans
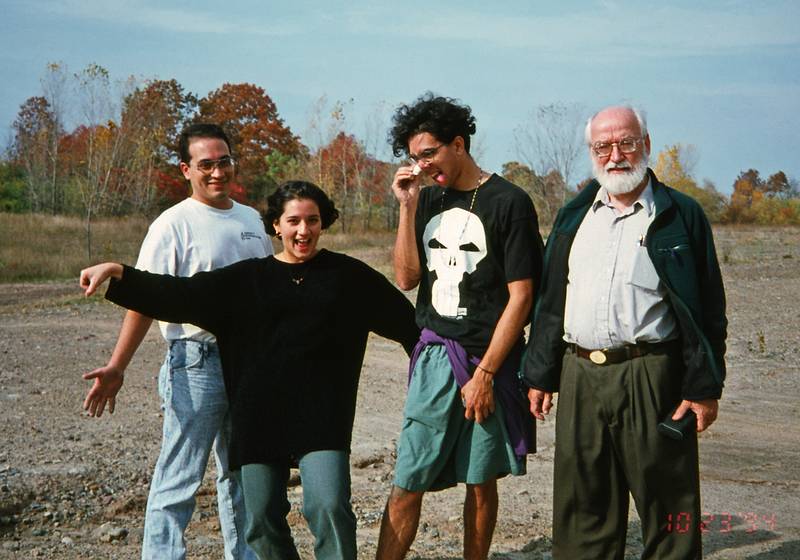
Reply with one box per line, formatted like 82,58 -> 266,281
142,340 -> 256,560
238,450 -> 357,560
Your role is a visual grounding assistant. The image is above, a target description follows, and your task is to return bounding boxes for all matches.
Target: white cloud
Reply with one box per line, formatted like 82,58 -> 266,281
336,2 -> 800,55
25,1 -> 800,54
34,0 -> 303,36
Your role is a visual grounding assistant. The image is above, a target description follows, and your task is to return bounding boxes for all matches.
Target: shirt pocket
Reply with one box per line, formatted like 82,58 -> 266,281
628,246 -> 661,291
651,235 -> 697,298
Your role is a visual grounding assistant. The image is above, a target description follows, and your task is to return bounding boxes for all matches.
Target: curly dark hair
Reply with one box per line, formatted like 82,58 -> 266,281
264,181 -> 339,236
389,92 -> 477,158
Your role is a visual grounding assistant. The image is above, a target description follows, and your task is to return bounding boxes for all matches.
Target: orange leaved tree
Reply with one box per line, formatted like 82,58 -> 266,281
197,83 -> 305,204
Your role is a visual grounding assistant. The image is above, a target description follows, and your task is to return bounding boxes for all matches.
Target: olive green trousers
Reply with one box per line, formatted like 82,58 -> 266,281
552,349 -> 702,559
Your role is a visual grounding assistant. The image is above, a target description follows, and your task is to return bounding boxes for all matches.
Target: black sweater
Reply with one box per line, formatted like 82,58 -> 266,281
106,250 -> 419,469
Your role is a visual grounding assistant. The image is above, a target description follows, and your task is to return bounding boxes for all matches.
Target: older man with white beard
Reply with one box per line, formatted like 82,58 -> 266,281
521,105 -> 727,559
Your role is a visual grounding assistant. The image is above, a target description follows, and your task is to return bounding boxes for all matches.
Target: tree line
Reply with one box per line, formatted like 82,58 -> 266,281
2,64 -> 798,256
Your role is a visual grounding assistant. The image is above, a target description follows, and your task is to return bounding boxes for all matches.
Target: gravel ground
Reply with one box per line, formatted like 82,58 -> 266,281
0,225 -> 798,559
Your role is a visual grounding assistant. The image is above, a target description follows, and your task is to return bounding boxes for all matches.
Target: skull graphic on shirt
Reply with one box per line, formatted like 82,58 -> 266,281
422,207 -> 488,317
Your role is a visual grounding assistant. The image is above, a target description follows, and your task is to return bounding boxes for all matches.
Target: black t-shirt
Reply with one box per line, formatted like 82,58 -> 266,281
414,174 -> 544,355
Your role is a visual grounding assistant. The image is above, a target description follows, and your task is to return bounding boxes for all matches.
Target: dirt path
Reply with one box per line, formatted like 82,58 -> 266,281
1,226 -> 798,559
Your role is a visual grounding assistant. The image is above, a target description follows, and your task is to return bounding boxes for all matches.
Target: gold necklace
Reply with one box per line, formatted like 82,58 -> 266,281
439,169 -> 486,239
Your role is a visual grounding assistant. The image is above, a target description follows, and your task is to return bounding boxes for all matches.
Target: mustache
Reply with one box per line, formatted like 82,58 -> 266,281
605,161 -> 632,171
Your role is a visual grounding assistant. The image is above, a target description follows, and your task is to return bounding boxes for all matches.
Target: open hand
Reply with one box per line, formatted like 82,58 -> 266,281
83,364 -> 125,417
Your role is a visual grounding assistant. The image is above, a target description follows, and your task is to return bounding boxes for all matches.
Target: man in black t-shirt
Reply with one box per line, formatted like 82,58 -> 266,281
376,93 -> 544,560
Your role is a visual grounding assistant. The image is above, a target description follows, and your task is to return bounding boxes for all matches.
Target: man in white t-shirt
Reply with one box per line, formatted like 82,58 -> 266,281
82,124 -> 270,560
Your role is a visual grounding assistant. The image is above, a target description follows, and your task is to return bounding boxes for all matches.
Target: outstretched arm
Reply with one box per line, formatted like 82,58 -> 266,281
82,310 -> 153,417
80,263 -> 123,296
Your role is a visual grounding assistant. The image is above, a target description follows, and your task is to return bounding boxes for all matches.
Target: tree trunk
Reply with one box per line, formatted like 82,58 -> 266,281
85,208 -> 93,261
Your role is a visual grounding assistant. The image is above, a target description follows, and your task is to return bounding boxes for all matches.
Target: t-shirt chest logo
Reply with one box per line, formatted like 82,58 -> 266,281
422,207 -> 487,318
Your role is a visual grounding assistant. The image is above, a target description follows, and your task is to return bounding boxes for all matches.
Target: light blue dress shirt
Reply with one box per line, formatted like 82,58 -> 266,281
563,180 -> 678,349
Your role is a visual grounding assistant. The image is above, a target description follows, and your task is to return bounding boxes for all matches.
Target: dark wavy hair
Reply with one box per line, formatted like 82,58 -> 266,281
389,92 -> 477,158
264,181 -> 339,236
178,123 -> 231,164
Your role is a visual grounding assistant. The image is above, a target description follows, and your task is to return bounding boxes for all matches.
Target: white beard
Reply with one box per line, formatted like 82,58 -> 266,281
593,157 -> 648,195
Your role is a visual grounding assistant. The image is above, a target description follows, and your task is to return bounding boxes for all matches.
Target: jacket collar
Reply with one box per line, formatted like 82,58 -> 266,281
649,169 -> 674,219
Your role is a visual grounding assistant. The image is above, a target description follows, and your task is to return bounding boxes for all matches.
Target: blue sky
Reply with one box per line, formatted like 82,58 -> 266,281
2,0 -> 798,194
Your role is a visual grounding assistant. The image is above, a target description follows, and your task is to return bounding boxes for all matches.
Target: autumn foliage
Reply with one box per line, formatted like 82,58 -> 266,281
197,83 -> 304,196
311,132 -> 392,231
650,144 -> 799,225
3,62 -> 799,242
652,144 -> 727,222
726,169 -> 800,224
2,63 -> 412,256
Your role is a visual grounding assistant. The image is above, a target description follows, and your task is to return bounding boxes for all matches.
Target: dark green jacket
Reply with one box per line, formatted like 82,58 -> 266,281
522,170 -> 727,400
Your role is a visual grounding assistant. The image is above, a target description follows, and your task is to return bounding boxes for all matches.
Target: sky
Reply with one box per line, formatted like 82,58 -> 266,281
2,0 -> 798,194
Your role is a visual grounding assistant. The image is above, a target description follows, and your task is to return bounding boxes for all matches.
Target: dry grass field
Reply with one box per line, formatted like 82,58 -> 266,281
0,214 -> 150,282
0,221 -> 798,559
0,212 -> 397,282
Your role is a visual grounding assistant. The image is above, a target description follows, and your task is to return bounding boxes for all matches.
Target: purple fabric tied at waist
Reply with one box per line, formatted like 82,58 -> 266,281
408,328 -> 535,458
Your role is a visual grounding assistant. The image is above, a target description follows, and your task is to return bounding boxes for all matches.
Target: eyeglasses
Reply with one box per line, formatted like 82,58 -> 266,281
193,156 -> 236,174
591,138 -> 642,158
408,143 -> 446,164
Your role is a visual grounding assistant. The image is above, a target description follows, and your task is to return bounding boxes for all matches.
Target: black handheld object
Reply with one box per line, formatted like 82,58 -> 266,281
658,408 -> 697,440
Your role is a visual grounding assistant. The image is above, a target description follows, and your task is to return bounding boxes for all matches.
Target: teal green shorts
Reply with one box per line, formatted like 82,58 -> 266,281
393,345 -> 525,492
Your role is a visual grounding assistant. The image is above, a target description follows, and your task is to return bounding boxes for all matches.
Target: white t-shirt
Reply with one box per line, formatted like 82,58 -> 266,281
135,197 -> 272,342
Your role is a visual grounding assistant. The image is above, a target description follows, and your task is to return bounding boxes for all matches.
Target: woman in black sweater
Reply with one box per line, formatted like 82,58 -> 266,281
81,181 -> 419,560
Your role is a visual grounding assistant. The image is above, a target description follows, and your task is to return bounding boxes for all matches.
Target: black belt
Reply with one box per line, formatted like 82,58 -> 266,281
570,340 -> 679,365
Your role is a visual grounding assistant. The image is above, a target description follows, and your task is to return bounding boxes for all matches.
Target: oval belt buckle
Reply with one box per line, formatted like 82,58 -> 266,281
589,350 -> 607,365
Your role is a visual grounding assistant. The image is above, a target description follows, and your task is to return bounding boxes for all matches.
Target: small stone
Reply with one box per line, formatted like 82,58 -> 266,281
61,536 -> 74,545
32,527 -> 47,536
93,521 -> 129,542
127,527 -> 144,544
